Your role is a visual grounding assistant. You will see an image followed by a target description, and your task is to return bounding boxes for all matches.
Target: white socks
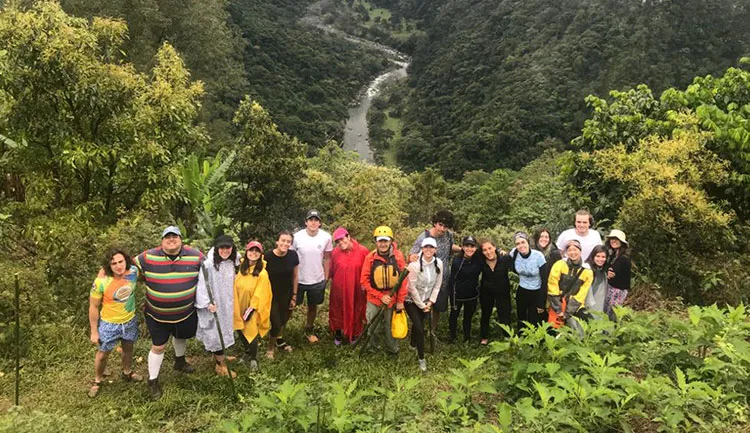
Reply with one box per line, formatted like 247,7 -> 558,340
148,350 -> 164,380
173,338 -> 187,357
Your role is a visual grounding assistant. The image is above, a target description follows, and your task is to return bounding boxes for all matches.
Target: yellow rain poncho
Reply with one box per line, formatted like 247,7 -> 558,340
233,260 -> 273,341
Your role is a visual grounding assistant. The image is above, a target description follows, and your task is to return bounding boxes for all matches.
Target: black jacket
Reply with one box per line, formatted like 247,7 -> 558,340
449,254 -> 482,302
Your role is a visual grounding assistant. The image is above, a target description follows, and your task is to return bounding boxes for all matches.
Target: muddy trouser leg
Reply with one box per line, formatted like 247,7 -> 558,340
462,298 -> 478,342
405,303 -> 425,359
366,302 -> 383,351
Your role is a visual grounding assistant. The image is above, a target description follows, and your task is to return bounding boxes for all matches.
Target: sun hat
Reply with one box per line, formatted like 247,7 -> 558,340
606,229 -> 629,246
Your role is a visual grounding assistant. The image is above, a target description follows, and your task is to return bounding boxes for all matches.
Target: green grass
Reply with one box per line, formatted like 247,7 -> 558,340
0,302 -> 495,433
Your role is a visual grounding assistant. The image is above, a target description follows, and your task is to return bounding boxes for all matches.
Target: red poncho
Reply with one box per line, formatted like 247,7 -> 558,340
329,240 -> 370,340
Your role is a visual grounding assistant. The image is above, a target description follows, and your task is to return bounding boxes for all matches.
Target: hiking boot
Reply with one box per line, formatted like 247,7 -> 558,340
148,378 -> 162,400
173,356 -> 194,374
418,359 -> 427,372
215,362 -> 237,378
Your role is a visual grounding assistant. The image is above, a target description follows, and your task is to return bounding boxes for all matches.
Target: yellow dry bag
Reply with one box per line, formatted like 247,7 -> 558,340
391,309 -> 408,339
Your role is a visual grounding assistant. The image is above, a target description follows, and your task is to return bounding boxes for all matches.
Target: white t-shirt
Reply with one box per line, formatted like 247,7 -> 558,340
292,229 -> 333,285
555,228 -> 603,262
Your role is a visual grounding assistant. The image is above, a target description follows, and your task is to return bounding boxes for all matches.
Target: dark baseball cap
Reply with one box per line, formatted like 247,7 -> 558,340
462,236 -> 477,246
214,234 -> 234,248
306,209 -> 321,220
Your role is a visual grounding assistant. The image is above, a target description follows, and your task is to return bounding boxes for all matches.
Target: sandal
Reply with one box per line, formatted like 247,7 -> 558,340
88,380 -> 103,398
276,339 -> 293,353
121,371 -> 143,382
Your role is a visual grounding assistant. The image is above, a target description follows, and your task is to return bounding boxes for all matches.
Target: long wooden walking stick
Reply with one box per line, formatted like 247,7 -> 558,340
355,268 -> 410,357
201,265 -> 239,401
14,273 -> 20,406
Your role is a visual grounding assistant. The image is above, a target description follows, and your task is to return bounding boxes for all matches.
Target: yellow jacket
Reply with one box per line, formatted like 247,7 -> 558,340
233,261 -> 273,341
547,259 -> 593,314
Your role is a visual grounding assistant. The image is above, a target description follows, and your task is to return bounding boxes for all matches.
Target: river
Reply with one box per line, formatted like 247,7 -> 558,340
302,1 -> 410,163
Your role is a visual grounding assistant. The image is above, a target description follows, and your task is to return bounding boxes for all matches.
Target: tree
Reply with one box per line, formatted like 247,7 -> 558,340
571,60 -> 750,220
0,1 -> 206,217
590,127 -> 736,302
229,97 -> 307,241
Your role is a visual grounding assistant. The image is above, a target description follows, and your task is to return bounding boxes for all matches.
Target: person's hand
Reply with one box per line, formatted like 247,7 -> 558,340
289,297 -> 297,310
536,308 -> 545,314
96,268 -> 106,279
499,250 -> 507,256
208,303 -> 217,313
396,302 -> 404,311
607,268 -> 616,279
408,253 -> 418,263
381,294 -> 392,305
90,331 -> 99,346
423,301 -> 433,312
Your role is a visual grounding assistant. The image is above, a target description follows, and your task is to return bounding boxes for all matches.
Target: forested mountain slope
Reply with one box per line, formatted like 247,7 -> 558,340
389,0 -> 750,176
61,0 -> 388,148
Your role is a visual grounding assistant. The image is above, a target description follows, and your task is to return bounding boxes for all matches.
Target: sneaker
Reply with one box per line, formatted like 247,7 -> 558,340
148,378 -> 162,400
173,356 -> 194,374
334,338 -> 342,346
249,360 -> 259,371
418,359 -> 427,372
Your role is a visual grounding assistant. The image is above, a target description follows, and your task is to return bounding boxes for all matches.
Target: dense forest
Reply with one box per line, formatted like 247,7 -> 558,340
1,1 -> 750,432
371,0 -> 750,176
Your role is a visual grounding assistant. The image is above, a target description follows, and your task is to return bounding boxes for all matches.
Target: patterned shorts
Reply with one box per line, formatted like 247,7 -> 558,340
608,286 -> 629,308
98,316 -> 139,352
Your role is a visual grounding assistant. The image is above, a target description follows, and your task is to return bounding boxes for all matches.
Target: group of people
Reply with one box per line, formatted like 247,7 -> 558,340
87,208 -> 631,399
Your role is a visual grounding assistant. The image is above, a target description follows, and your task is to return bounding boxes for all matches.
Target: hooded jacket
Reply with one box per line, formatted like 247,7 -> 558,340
547,258 -> 593,316
360,245 -> 407,308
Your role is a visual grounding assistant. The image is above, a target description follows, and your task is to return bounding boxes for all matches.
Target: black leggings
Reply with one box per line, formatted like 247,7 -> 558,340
516,286 -> 546,331
479,287 -> 511,339
270,297 -> 292,338
449,298 -> 478,342
405,302 -> 428,359
236,332 -> 259,361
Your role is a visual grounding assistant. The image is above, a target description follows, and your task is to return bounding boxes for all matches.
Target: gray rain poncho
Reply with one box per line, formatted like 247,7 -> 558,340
196,247 -> 239,352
